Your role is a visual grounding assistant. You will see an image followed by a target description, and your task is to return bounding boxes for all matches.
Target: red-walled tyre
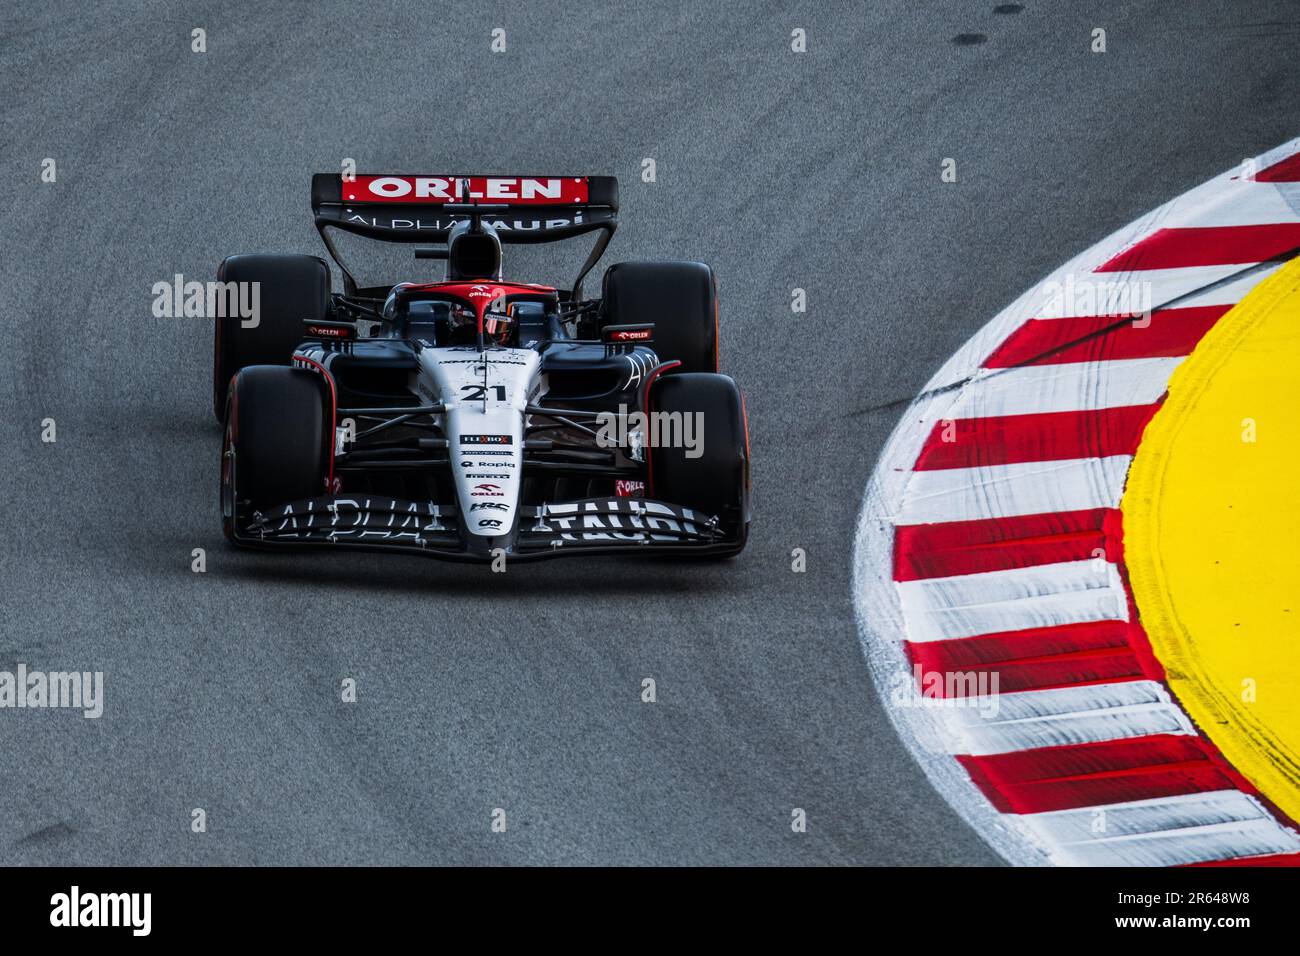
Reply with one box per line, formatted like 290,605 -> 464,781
648,372 -> 749,556
222,366 -> 328,542
600,261 -> 719,373
213,254 -> 331,422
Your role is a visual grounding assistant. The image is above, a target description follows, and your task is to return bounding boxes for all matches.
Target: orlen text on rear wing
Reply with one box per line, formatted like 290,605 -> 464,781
310,173 -> 619,297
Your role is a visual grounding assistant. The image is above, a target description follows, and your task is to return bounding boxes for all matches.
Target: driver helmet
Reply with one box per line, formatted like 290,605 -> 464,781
482,304 -> 515,346
445,293 -> 516,347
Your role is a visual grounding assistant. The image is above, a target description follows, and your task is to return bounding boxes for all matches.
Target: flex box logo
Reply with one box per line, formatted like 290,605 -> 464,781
460,434 -> 512,445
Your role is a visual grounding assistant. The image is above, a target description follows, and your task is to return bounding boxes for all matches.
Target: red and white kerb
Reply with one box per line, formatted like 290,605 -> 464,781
854,138 -> 1300,867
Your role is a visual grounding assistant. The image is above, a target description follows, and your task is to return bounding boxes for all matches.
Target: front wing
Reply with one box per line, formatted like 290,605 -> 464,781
228,495 -> 739,562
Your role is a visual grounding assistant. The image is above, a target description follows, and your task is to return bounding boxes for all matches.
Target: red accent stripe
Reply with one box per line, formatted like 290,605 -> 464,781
1254,152 -> 1300,183
981,305 -> 1230,368
1096,224 -> 1300,272
956,735 -> 1237,814
641,360 -> 682,498
910,648 -> 1146,697
712,281 -> 721,372
907,620 -> 1134,666
914,404 -> 1160,471
1116,572 -> 1170,684
291,354 -> 338,493
894,508 -> 1119,581
740,390 -> 751,463
905,620 -> 1147,697
1187,852 -> 1300,867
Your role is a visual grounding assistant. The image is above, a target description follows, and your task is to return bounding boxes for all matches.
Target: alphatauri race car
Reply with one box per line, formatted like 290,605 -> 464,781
214,174 -> 750,561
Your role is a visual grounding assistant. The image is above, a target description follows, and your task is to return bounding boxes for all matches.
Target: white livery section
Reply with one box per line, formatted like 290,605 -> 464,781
414,346 -> 544,538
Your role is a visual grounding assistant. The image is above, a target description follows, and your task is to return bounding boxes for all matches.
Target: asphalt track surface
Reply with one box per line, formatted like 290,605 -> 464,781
1,1 -> 1297,866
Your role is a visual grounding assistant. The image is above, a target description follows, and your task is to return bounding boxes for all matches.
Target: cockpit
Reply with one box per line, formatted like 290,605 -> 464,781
381,285 -> 564,350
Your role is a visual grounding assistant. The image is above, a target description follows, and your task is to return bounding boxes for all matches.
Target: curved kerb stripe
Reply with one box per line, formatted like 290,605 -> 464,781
853,138 -> 1300,866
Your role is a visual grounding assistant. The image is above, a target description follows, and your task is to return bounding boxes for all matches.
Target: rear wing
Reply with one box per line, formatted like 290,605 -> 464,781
310,173 -> 619,297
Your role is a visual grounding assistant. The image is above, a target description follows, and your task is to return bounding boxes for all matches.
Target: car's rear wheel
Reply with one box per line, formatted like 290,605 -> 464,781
222,366 -> 329,541
648,372 -> 749,556
213,253 -> 331,422
600,261 -> 718,373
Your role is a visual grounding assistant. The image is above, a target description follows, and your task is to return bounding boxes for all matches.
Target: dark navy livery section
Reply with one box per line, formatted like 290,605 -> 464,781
217,170 -> 750,563
299,338 -> 659,403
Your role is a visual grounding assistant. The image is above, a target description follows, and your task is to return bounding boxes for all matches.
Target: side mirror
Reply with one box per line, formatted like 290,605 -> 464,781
602,323 -> 654,345
303,319 -> 357,341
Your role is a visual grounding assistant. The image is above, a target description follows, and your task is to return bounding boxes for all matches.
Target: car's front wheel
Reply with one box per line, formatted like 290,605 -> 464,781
648,372 -> 749,556
222,366 -> 329,541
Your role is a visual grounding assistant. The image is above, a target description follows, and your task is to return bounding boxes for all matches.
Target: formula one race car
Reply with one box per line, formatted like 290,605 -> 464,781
214,173 -> 749,561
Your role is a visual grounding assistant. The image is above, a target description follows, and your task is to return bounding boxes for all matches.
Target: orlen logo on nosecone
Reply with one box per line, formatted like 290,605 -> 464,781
346,176 -> 588,205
